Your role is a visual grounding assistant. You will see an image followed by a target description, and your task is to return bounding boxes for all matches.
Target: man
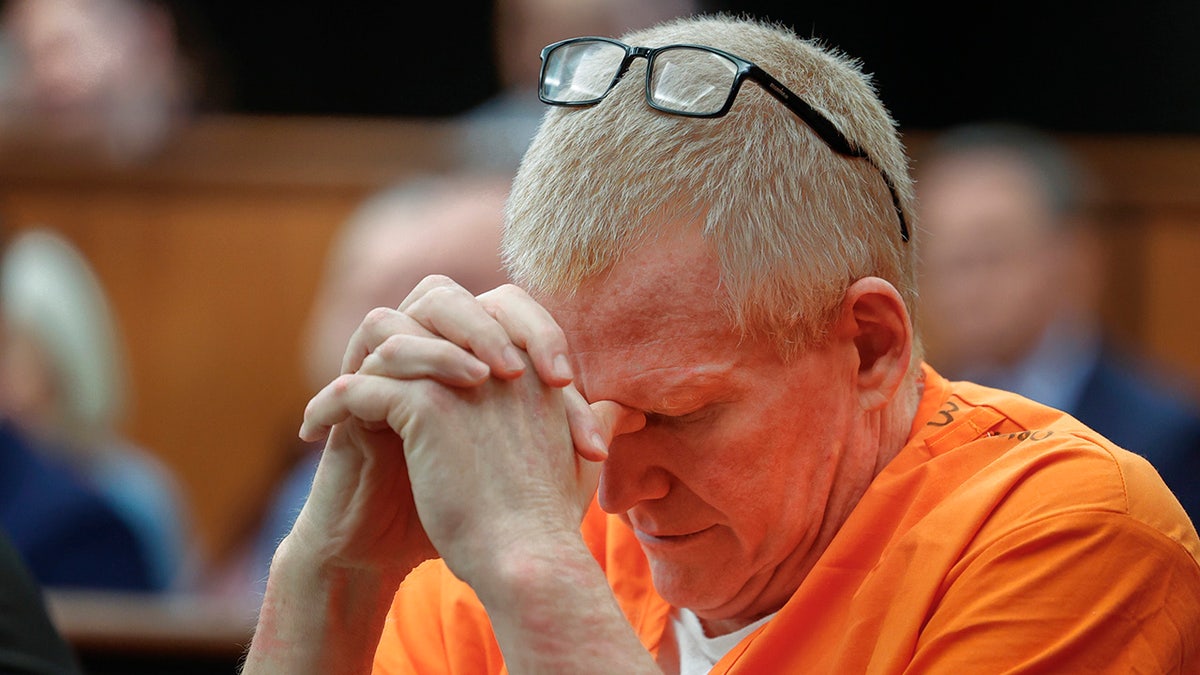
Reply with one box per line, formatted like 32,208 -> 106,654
914,122 -> 1200,525
243,15 -> 1200,674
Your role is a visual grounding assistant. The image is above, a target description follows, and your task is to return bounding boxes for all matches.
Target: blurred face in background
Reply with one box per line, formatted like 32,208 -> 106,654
0,0 -> 184,159
491,0 -> 697,90
0,319 -> 59,435
916,152 -> 1080,374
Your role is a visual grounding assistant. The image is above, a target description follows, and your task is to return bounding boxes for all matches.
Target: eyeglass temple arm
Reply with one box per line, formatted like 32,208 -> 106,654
748,67 -> 862,157
749,66 -> 910,242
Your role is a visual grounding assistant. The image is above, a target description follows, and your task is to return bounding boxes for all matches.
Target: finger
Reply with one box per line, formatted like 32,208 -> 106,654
358,333 -> 490,387
569,398 -> 645,518
299,373 -> 408,442
591,399 -> 647,445
340,306 -> 438,376
563,384 -> 608,461
401,275 -> 528,379
479,284 -> 574,387
575,453 -> 603,517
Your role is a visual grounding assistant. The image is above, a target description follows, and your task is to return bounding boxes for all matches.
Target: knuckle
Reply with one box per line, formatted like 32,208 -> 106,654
418,273 -> 457,289
374,333 -> 407,360
424,282 -> 468,303
496,282 -> 529,298
319,369 -> 350,396
406,283 -> 465,317
527,319 -> 565,346
362,306 -> 396,328
330,373 -> 356,395
303,395 -> 320,417
487,283 -> 531,307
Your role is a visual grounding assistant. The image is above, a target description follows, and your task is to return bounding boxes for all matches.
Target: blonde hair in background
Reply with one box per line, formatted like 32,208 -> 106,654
0,227 -> 129,452
504,13 -> 919,357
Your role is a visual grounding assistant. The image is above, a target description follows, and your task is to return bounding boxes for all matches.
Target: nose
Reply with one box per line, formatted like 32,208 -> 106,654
597,430 -> 672,514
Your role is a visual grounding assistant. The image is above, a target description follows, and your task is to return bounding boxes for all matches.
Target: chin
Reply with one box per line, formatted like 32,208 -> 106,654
648,559 -> 739,614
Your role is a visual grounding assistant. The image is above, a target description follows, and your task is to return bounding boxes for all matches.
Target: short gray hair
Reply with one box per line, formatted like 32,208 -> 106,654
503,13 -> 918,354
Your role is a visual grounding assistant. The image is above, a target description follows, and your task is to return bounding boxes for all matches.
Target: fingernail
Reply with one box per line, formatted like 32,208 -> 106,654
464,358 -> 490,380
503,345 -> 526,372
590,433 -> 608,458
552,354 -> 573,381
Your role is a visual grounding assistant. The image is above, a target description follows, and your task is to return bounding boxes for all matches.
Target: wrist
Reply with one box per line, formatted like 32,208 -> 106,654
281,514 -> 427,585
468,533 -> 659,674
244,535 -> 410,675
472,531 -> 599,627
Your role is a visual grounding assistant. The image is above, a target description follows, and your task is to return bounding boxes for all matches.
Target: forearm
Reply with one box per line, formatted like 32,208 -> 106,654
475,534 -> 662,675
241,535 -> 409,675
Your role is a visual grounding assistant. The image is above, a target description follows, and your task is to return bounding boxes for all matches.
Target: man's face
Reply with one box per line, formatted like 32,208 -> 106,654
543,226 -> 875,625
916,153 -> 1066,373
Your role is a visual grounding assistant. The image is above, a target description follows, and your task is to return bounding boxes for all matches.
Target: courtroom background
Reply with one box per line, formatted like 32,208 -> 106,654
0,2 -> 1197,671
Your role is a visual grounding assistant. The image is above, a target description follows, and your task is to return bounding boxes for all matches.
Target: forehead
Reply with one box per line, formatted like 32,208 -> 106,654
921,155 -> 1049,218
539,228 -> 756,400
919,155 -> 1057,246
544,227 -> 723,337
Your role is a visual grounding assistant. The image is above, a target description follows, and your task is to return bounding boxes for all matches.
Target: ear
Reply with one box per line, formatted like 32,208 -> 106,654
832,277 -> 913,411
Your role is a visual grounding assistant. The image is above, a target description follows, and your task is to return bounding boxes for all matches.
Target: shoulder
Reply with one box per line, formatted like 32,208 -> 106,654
922,380 -> 1199,561
0,425 -> 105,527
0,424 -> 155,590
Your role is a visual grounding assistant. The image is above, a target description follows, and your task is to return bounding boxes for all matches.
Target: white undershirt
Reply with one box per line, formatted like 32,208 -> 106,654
656,608 -> 776,675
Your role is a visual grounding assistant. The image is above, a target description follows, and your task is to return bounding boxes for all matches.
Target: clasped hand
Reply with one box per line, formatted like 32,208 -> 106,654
286,275 -> 630,589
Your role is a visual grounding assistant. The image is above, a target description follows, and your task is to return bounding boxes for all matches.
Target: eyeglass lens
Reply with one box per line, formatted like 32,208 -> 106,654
541,40 -> 627,104
543,40 -> 742,116
649,47 -> 738,115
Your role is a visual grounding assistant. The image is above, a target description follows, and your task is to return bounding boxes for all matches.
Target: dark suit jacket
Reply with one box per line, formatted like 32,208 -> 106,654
0,525 -> 81,674
0,420 -> 154,591
1073,343 -> 1200,528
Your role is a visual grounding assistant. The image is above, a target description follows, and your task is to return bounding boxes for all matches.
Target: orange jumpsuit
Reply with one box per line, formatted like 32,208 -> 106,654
373,365 -> 1200,673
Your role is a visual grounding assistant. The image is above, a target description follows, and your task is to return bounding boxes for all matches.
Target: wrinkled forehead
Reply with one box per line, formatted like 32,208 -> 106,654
536,227 -> 733,353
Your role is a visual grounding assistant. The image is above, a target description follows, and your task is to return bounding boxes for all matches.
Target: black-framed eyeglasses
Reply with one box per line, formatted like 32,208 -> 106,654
538,36 -> 910,242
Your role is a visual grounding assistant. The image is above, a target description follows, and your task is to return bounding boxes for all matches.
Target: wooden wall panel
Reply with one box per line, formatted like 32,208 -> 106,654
0,184 -> 365,565
1142,216 -> 1200,392
0,115 -> 457,567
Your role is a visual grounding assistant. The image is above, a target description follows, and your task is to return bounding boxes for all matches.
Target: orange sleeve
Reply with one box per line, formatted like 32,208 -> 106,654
909,511 -> 1200,673
371,560 -> 505,675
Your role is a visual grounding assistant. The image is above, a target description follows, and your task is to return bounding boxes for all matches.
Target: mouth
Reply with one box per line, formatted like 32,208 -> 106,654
633,525 -> 715,547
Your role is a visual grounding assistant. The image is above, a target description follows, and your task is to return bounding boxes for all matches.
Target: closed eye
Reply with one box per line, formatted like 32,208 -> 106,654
644,406 -> 715,427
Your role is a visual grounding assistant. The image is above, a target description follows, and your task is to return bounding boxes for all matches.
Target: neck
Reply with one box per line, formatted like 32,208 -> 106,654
874,368 -> 924,473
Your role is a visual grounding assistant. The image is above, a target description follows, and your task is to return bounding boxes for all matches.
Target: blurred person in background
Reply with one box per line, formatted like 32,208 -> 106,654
0,227 -> 198,591
0,0 -> 222,164
454,0 -> 697,171
0,388 -> 151,592
0,524 -> 82,673
217,171 -> 514,602
915,121 -> 1200,525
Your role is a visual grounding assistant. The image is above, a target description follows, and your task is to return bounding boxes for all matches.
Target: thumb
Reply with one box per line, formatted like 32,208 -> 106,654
590,400 -> 647,446
564,386 -> 646,462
